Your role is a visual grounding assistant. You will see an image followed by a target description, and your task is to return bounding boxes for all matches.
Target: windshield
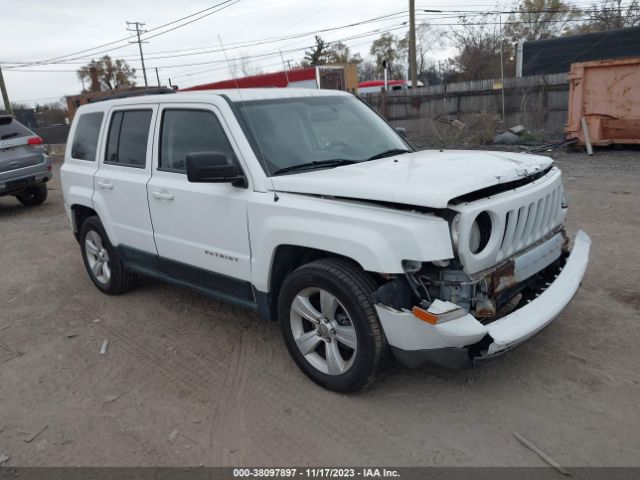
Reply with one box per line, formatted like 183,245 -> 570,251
233,95 -> 411,176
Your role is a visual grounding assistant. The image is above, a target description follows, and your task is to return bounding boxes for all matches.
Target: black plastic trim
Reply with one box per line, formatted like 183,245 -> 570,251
117,245 -> 259,312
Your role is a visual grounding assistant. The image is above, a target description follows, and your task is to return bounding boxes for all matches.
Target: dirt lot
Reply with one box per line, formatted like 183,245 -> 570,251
0,149 -> 639,467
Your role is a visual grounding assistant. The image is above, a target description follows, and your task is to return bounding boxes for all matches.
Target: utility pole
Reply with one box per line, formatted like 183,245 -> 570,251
155,67 -> 161,87
0,66 -> 13,115
499,15 -> 506,125
126,21 -> 148,88
409,0 -> 417,89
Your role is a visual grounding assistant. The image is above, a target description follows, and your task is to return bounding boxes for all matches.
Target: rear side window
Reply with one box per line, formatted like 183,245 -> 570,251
71,112 -> 103,161
159,109 -> 236,173
105,109 -> 152,168
0,117 -> 32,141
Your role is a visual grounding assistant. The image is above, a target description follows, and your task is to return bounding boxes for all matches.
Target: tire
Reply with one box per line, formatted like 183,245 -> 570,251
278,258 -> 387,392
79,216 -> 136,295
16,184 -> 47,206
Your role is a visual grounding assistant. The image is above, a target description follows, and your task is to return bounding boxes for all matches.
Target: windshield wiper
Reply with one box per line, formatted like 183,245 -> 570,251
367,148 -> 412,161
0,132 -> 19,140
272,159 -> 358,176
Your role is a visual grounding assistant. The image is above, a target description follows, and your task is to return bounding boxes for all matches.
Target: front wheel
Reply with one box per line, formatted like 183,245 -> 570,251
278,258 -> 387,392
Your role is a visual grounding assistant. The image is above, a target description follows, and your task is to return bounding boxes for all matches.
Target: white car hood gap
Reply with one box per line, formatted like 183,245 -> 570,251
269,150 -> 554,209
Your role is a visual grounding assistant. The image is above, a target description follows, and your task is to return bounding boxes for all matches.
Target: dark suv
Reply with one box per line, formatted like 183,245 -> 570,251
0,115 -> 52,206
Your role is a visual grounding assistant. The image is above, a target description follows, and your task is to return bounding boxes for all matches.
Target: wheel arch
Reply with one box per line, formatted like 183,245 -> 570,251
71,204 -> 98,241
255,244 -> 381,322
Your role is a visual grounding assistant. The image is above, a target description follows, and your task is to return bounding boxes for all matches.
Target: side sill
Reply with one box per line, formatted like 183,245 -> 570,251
117,246 -> 259,314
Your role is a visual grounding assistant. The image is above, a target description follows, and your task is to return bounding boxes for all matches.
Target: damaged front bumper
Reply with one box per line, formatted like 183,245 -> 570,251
376,230 -> 591,369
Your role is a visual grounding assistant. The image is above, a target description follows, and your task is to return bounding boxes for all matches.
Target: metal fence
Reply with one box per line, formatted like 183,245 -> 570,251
360,73 -> 569,147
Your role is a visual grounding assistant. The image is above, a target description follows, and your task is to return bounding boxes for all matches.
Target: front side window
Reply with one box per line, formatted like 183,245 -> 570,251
71,112 -> 103,161
105,109 -> 152,168
234,95 -> 410,176
159,109 -> 236,173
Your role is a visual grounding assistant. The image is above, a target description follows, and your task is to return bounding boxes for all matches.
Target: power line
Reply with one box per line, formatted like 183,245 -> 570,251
1,0 -> 241,69
4,8 -> 409,68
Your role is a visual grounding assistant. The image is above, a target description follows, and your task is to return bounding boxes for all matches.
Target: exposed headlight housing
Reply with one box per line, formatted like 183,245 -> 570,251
469,211 -> 492,254
450,214 -> 461,249
469,220 -> 482,253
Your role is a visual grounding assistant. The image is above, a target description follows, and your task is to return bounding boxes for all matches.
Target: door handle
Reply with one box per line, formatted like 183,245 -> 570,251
97,180 -> 113,190
152,190 -> 174,201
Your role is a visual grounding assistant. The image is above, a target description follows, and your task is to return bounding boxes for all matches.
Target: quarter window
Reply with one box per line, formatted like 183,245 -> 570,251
159,109 -> 236,173
71,112 -> 104,161
105,110 -> 152,168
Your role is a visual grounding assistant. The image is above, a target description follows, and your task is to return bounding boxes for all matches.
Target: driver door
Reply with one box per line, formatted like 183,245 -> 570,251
146,103 -> 252,297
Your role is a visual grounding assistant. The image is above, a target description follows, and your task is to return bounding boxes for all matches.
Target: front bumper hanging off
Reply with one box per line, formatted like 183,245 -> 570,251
375,230 -> 591,369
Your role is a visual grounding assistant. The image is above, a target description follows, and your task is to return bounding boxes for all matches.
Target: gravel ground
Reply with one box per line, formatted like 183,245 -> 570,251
0,148 -> 638,467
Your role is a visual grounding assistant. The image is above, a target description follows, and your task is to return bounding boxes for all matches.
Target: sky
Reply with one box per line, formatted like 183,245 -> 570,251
1,0 -> 599,107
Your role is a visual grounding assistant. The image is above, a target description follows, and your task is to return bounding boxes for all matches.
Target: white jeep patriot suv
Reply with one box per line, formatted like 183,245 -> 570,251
61,89 -> 590,392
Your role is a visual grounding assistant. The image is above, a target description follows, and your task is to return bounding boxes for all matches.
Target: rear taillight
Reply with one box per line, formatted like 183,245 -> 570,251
28,136 -> 43,145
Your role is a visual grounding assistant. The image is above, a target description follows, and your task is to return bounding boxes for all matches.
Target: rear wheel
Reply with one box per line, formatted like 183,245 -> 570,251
79,217 -> 136,294
278,258 -> 387,392
16,184 -> 47,206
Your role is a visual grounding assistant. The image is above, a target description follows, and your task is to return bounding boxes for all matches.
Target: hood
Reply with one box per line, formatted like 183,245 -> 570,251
269,150 -> 554,209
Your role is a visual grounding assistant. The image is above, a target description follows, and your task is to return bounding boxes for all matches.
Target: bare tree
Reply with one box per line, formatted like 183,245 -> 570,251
447,16 -> 515,81
357,60 -> 377,81
77,55 -> 136,91
35,101 -> 68,125
403,22 -> 444,78
504,0 -> 582,42
573,0 -> 640,32
369,33 -> 407,79
326,42 -> 362,64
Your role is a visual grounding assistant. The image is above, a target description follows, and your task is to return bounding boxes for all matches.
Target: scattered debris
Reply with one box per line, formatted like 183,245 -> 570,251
102,394 -> 120,404
99,339 -> 109,355
93,318 -> 101,323
0,454 -> 9,465
580,117 -> 594,155
494,131 -> 520,144
65,334 -> 79,339
451,119 -> 466,131
168,430 -> 179,443
509,125 -> 526,135
513,431 -> 570,476
24,425 -> 48,444
429,113 -> 466,131
521,138 -> 576,153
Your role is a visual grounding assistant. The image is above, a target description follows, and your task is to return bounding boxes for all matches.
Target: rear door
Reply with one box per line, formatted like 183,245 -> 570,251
92,106 -> 158,254
146,102 -> 252,294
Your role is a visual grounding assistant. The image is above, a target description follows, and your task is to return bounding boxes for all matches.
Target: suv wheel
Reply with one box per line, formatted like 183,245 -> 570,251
16,184 -> 47,206
278,258 -> 387,392
79,217 -> 136,294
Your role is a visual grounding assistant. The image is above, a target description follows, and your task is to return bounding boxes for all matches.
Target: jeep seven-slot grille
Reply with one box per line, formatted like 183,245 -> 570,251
497,183 -> 562,261
453,168 -> 565,275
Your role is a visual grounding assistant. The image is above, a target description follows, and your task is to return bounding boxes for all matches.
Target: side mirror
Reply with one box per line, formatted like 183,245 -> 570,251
395,127 -> 407,138
186,152 -> 246,187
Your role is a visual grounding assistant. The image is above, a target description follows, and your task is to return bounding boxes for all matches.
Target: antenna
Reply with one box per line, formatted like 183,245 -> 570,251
279,50 -> 290,86
217,36 -> 278,201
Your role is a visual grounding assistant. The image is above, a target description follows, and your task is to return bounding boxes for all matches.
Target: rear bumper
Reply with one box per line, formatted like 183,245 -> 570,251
376,230 -> 591,369
0,163 -> 52,196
